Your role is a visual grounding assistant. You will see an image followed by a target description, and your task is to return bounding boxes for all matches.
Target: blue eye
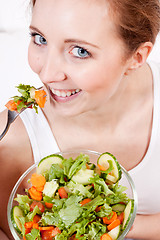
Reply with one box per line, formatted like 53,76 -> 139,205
70,46 -> 90,58
35,34 -> 47,45
30,32 -> 47,46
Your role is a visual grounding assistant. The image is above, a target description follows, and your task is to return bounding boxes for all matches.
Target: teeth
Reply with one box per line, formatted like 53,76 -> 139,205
66,92 -> 71,97
51,89 -> 80,97
55,90 -> 61,96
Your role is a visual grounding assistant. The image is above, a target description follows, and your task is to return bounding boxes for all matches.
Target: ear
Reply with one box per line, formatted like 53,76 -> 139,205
125,42 -> 153,74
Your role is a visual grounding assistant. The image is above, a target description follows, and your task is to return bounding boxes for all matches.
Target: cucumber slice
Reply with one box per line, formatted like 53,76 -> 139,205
122,200 -> 134,230
112,203 -> 125,212
11,206 -> 23,235
108,225 -> 120,240
97,152 -> 122,183
37,154 -> 63,175
72,169 -> 94,185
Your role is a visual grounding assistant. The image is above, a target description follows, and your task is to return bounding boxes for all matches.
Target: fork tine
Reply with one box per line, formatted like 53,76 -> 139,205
0,120 -> 11,140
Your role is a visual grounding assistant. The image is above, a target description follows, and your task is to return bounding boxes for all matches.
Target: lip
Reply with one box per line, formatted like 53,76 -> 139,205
49,88 -> 82,103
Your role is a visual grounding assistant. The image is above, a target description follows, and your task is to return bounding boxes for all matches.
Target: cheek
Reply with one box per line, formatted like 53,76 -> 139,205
74,62 -> 123,93
28,43 -> 41,74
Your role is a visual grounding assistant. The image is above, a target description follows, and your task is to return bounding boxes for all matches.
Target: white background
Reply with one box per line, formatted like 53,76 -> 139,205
0,0 -> 160,112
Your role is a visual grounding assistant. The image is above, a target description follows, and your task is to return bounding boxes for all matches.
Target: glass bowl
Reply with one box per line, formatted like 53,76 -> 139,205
8,150 -> 138,240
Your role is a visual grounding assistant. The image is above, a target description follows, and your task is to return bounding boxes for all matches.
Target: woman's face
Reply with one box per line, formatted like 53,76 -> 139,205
28,0 -> 129,116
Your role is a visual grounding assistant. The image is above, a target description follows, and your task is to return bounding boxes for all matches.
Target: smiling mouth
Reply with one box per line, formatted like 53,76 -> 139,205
51,88 -> 81,98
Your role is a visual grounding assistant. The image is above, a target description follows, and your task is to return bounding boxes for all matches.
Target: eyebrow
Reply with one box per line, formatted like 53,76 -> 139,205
64,39 -> 99,49
29,26 -> 44,36
29,25 -> 99,49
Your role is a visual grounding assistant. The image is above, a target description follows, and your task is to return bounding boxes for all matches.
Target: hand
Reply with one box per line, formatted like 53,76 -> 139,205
126,213 -> 160,240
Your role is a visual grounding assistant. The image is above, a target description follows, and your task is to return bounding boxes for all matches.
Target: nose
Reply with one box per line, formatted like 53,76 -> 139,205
39,49 -> 67,84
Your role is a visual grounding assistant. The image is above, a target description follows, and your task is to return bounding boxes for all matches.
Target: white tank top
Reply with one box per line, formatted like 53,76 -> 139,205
20,60 -> 160,215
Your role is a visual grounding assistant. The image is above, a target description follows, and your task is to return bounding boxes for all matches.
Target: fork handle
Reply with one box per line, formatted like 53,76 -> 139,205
0,121 -> 11,141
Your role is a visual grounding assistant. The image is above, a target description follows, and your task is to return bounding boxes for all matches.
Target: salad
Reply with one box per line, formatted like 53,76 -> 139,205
5,84 -> 47,113
11,152 -> 134,240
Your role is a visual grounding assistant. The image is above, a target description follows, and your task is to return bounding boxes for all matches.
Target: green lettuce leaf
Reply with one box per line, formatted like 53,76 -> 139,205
14,194 -> 32,215
25,228 -> 41,240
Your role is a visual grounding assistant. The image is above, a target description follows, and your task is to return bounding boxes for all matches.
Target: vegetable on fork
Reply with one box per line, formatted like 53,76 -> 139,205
5,84 -> 47,113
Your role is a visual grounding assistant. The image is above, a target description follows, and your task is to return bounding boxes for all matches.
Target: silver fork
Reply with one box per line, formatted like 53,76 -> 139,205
0,102 -> 34,141
0,86 -> 44,141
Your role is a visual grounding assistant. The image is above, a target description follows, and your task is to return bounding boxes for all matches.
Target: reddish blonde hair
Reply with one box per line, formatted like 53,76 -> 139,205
107,0 -> 160,55
31,0 -> 160,55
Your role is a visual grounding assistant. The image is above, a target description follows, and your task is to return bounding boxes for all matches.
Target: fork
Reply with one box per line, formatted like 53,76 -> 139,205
0,102 -> 34,141
0,86 -> 45,141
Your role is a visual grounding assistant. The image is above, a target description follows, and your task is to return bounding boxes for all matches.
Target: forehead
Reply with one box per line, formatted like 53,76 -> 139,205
31,0 -> 117,44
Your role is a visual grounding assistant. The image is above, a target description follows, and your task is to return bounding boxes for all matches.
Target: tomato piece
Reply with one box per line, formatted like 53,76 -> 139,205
58,187 -> 68,198
117,212 -> 124,224
41,227 -> 61,240
30,201 -> 45,213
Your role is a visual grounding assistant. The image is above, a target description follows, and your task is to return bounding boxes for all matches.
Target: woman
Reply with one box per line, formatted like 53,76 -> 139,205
0,0 -> 160,239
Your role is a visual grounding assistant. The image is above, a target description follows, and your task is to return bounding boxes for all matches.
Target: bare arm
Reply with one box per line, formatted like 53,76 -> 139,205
126,213 -> 160,240
0,110 -> 33,238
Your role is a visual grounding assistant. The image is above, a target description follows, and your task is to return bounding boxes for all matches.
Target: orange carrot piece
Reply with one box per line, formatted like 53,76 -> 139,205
80,198 -> 92,206
24,221 -> 33,229
45,202 -> 53,208
30,173 -> 46,188
5,100 -> 18,111
5,99 -> 25,111
32,223 -> 39,229
107,219 -> 121,231
86,164 -> 90,169
39,226 -> 55,231
34,90 -> 46,108
33,214 -> 41,223
35,186 -> 44,192
58,187 -> 68,198
98,164 -> 108,171
103,211 -> 117,225
28,186 -> 43,201
100,233 -> 112,240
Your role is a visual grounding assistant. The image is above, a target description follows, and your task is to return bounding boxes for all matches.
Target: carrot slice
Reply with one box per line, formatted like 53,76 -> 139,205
107,219 -> 121,231
32,223 -> 39,229
98,164 -> 108,171
35,186 -> 45,192
30,173 -> 46,188
28,186 -> 43,201
45,202 -> 53,208
58,187 -> 68,198
5,100 -> 22,111
34,90 -> 46,108
101,233 -> 112,240
24,221 -> 33,229
39,226 -> 55,231
103,211 -> 117,224
80,198 -> 92,206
